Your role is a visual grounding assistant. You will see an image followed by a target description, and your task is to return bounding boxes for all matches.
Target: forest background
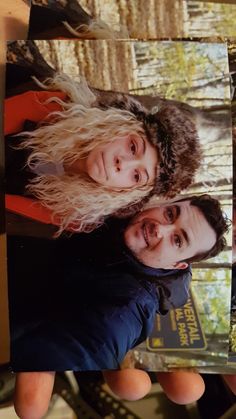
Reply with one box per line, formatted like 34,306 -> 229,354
35,39 -> 232,368
78,0 -> 236,38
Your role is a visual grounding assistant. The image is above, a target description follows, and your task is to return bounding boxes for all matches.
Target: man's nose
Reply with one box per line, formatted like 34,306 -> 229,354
148,222 -> 163,245
157,223 -> 176,243
149,222 -> 173,245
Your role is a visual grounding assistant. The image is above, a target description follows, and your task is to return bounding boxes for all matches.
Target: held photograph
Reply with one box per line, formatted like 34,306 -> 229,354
27,0 -> 236,39
4,39 -> 232,371
228,41 -> 236,366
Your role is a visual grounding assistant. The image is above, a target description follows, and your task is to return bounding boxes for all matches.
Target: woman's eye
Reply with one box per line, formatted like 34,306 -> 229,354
134,170 -> 141,183
165,207 -> 174,223
130,141 -> 136,155
174,234 -> 182,248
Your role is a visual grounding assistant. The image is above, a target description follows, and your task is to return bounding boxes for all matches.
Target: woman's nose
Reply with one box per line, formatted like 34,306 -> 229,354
115,157 -> 121,172
115,157 -> 138,172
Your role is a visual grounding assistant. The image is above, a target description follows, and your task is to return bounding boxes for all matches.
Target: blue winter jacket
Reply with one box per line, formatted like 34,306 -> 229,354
8,219 -> 191,371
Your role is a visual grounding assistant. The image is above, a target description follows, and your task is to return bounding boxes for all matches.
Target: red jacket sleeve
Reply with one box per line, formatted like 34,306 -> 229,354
4,90 -> 68,136
5,195 -> 57,225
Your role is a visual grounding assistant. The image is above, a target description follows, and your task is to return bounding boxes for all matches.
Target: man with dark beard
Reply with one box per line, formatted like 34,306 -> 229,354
8,194 -> 228,371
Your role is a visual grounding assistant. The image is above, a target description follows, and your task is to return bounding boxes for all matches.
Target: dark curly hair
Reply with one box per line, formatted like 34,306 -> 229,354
179,194 -> 230,264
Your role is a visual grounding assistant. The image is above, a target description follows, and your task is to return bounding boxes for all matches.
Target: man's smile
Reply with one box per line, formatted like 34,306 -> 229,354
142,222 -> 149,247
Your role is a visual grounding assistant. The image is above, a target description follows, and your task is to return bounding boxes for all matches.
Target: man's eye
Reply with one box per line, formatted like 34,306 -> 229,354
134,170 -> 141,183
174,234 -> 182,248
165,207 -> 174,223
130,141 -> 137,155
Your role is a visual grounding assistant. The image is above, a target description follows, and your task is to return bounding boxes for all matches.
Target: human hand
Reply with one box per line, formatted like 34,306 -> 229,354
14,372 -> 55,419
103,369 -> 206,404
14,370 -> 236,419
0,0 -> 30,41
104,370 -> 236,404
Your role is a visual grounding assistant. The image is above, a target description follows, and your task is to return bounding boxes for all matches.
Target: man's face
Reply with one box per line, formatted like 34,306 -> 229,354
124,201 -> 216,269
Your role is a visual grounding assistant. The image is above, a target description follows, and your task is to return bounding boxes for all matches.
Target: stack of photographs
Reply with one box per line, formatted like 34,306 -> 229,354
1,0 -> 236,378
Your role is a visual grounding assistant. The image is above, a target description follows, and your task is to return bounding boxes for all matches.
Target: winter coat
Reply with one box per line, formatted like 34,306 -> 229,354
5,90 -> 67,229
8,217 -> 191,371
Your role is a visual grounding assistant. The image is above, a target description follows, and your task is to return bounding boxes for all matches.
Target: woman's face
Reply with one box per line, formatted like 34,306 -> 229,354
84,134 -> 158,189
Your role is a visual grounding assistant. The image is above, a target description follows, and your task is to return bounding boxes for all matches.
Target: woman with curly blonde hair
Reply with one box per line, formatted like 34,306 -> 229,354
5,74 -> 202,236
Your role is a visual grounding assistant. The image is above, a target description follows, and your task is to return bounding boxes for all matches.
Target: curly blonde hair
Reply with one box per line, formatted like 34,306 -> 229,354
62,20 -> 129,39
20,78 -> 153,235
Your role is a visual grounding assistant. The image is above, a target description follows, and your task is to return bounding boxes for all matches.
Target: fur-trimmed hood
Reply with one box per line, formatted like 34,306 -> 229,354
97,93 -> 202,211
